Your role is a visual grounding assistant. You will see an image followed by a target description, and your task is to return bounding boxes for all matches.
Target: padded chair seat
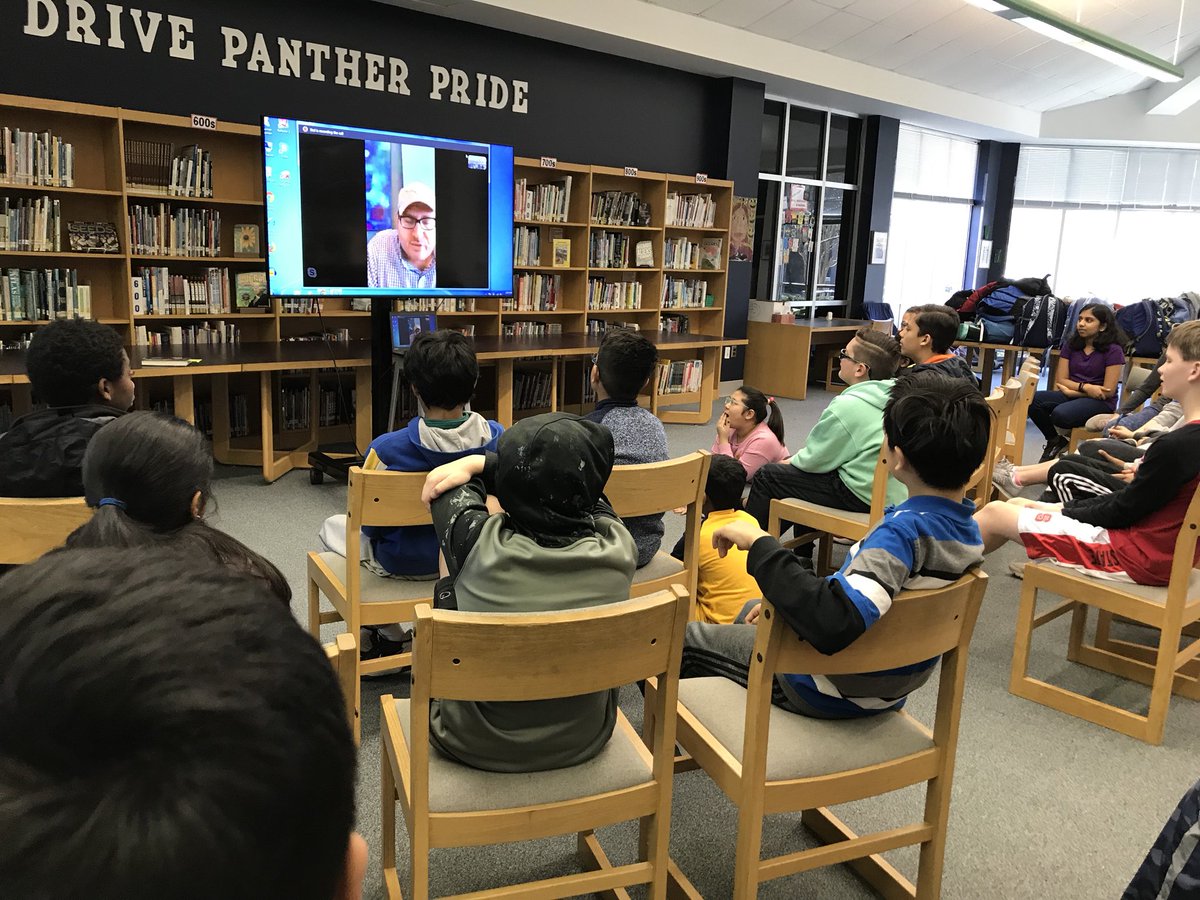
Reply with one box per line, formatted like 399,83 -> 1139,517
313,552 -> 436,603
1026,557 -> 1200,605
634,550 -> 685,584
678,677 -> 933,782
778,499 -> 871,528
394,699 -> 651,813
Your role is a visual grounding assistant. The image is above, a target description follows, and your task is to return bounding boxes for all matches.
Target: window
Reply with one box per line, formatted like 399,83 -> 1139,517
1008,146 -> 1200,301
883,125 -> 979,315
755,100 -> 860,313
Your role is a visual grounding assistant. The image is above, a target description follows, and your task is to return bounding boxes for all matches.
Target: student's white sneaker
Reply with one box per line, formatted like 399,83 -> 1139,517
1008,560 -> 1027,579
992,457 -> 1019,498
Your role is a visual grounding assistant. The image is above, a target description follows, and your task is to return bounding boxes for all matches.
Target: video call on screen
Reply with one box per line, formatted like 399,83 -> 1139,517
298,133 -> 489,289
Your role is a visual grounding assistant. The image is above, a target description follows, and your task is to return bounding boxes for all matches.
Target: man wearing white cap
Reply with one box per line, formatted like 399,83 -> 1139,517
367,181 -> 437,288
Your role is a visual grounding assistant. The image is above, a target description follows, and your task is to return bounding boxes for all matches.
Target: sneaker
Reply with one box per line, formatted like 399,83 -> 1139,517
992,457 -> 1019,498
1008,560 -> 1027,579
360,626 -> 413,661
1038,435 -> 1068,463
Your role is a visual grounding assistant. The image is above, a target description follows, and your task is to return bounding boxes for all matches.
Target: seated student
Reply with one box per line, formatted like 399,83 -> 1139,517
711,385 -> 789,480
420,412 -> 636,772
317,330 -> 502,657
681,372 -> 990,718
584,328 -> 669,567
746,326 -> 907,563
1123,777 -> 1200,900
897,304 -> 977,383
1086,347 -> 1169,437
64,410 -> 292,605
976,320 -> 1200,586
0,549 -> 366,900
693,454 -> 767,624
1029,303 -> 1127,462
0,319 -> 134,497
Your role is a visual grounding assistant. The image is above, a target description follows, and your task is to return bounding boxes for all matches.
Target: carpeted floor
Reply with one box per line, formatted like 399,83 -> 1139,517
205,382 -> 1198,899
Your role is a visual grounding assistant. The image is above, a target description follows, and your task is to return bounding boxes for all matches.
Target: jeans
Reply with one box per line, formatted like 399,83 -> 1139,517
1029,390 -> 1115,442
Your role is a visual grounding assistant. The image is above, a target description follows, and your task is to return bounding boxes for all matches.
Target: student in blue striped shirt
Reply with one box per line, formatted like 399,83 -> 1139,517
681,371 -> 991,718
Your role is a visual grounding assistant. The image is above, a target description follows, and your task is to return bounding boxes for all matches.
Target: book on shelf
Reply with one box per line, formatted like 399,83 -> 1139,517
235,272 -> 268,309
635,240 -> 654,268
233,224 -> 259,257
656,358 -> 703,395
67,221 -> 120,254
513,225 -> 541,266
699,237 -> 723,270
507,273 -> 561,311
586,317 -> 640,335
171,145 -> 213,198
133,266 -> 231,315
587,277 -> 641,311
124,139 -> 173,192
551,238 -> 571,268
0,128 -> 74,187
135,320 -> 240,347
0,267 -> 89,321
664,192 -> 717,228
515,176 -> 573,222
139,357 -> 202,367
588,230 -> 630,268
0,195 -> 61,252
128,204 -> 220,256
663,236 -> 700,270
590,191 -> 651,227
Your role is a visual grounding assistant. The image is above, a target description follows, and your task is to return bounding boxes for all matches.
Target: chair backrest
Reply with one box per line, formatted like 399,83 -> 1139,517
323,632 -> 358,738
866,444 -> 892,519
743,571 -> 988,780
346,466 -> 433,529
1167,480 -> 1200,599
411,586 -> 690,702
0,497 -> 92,565
1002,369 -> 1040,464
965,380 -> 1019,507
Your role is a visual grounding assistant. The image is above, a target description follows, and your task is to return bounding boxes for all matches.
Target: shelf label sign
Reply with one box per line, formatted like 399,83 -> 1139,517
539,156 -> 557,168
191,113 -> 218,130
623,166 -> 638,177
695,173 -> 707,183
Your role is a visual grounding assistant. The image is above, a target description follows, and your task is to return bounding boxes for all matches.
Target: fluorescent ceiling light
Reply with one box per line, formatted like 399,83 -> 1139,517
968,0 -> 1184,83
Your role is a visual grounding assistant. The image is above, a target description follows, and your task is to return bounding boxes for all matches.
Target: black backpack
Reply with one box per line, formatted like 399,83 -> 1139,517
1013,295 -> 1066,349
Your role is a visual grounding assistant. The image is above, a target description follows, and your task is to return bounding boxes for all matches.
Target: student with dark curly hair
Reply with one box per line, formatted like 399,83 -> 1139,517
0,319 -> 134,497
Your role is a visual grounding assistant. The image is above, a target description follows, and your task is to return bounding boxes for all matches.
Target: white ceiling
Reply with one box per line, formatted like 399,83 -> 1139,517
642,0 -> 1200,112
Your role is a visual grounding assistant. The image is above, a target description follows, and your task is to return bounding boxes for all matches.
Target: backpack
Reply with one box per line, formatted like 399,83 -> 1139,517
976,284 -> 1025,318
1012,294 -> 1066,349
1116,299 -> 1171,357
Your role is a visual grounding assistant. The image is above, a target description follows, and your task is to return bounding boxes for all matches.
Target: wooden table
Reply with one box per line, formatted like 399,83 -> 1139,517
955,340 -> 1032,393
743,319 -> 867,401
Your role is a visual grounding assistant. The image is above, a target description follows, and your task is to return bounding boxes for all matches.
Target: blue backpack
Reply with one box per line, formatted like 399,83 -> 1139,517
1116,299 -> 1172,357
976,284 -> 1024,318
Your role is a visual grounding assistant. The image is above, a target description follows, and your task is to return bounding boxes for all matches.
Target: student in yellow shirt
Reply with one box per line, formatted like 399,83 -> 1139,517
695,454 -> 764,624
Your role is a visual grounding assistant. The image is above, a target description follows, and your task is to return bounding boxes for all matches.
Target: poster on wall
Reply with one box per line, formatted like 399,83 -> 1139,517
730,195 -> 754,262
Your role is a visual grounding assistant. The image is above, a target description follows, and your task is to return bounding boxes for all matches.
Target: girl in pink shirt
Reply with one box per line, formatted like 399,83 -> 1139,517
712,386 -> 790,480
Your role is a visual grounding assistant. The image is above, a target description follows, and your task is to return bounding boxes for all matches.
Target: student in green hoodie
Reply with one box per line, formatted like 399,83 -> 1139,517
745,325 -> 906,564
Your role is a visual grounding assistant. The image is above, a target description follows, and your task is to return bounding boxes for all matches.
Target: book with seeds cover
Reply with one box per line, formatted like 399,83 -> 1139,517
67,221 -> 119,253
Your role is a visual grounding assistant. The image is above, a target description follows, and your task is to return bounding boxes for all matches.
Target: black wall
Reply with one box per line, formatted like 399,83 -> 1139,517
851,116 -> 899,317
5,0 -> 736,175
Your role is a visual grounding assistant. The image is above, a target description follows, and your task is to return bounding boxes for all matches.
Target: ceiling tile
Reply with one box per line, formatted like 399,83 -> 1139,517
644,0 -> 721,13
745,0 -> 836,39
700,0 -> 791,29
789,9 -> 875,51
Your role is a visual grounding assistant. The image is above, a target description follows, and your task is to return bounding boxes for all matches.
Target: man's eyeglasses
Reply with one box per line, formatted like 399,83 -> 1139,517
398,214 -> 436,231
838,349 -> 871,372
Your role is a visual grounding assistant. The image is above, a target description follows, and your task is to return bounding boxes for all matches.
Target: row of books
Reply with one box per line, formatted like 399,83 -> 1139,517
0,330 -> 36,350
195,394 -> 251,438
659,314 -> 691,334
0,195 -> 61,252
589,230 -> 632,268
513,225 -> 543,266
664,192 -> 717,228
501,320 -> 563,338
280,330 -> 354,342
505,273 -> 562,311
280,298 -> 321,313
514,176 -> 572,222
0,268 -> 91,321
586,318 -> 641,335
0,129 -> 74,187
587,278 -> 642,310
661,278 -> 710,309
134,321 -> 241,347
128,203 -> 221,257
132,266 -> 232,315
124,140 -> 213,197
664,236 -> 722,270
394,297 -> 477,312
590,191 -> 650,227
512,369 -> 554,411
657,358 -> 703,395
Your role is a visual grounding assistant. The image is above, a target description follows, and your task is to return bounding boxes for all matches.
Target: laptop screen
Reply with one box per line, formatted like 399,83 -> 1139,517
390,313 -> 437,352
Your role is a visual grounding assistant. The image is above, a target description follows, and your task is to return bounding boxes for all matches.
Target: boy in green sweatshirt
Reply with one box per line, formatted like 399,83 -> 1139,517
746,325 -> 906,563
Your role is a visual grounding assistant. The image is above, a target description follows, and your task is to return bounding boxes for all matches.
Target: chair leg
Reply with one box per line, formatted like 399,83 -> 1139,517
1009,578 -> 1039,692
731,804 -> 765,900
1145,623 -> 1184,746
307,577 -> 322,639
915,773 -> 952,899
1066,602 -> 1089,663
816,535 -> 833,577
381,743 -> 403,900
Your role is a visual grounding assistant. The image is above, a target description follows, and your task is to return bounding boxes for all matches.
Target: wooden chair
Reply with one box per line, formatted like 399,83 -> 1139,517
654,571 -> 988,899
767,444 -> 891,575
1010,481 -> 1200,745
307,467 -> 437,742
605,450 -> 710,603
964,379 -> 1019,508
323,632 -> 359,740
0,497 -> 92,565
379,587 -> 690,900
1066,363 -> 1157,453
998,366 -> 1040,466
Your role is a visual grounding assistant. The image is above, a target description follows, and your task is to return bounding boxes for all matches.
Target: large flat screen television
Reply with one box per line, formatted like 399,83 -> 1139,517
262,116 -> 514,298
